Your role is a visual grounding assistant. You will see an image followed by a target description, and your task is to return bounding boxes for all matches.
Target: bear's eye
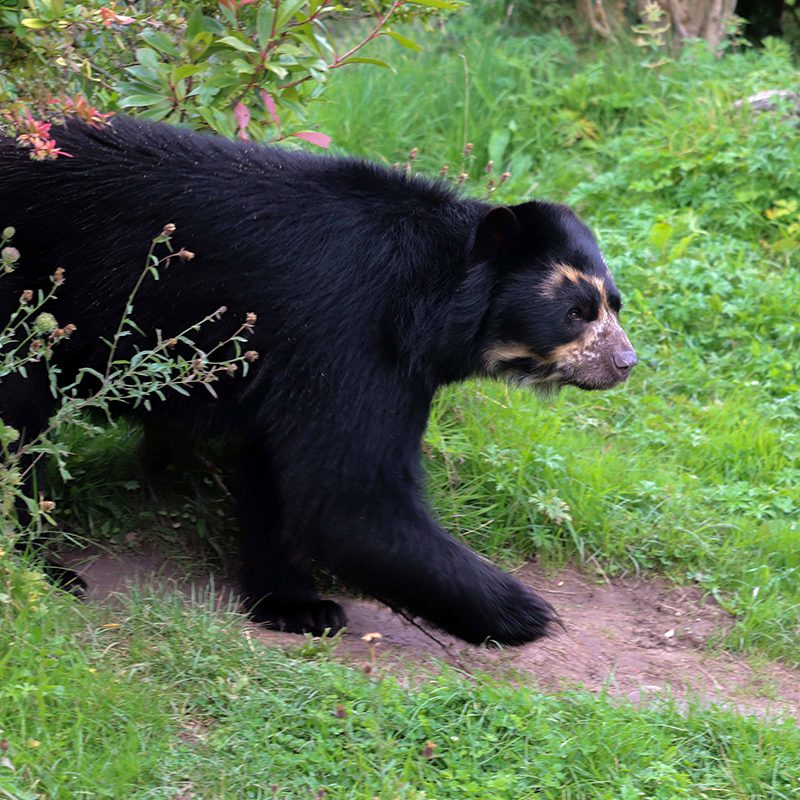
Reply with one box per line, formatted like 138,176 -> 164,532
567,308 -> 584,322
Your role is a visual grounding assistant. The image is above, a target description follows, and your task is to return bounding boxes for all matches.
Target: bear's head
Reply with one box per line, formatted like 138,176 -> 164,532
476,201 -> 637,394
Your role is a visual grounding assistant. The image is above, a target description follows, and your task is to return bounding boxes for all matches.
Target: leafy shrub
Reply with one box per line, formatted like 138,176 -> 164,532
0,223 -> 259,539
1,0 -> 461,143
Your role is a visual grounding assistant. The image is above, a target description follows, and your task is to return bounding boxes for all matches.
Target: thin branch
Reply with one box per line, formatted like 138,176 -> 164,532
278,0 -> 404,91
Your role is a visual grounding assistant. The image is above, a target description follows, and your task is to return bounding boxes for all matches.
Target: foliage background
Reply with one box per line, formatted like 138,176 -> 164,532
1,1 -> 800,797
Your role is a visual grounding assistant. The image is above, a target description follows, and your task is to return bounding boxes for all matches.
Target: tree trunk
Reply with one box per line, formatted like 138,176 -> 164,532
577,0 -> 617,40
642,0 -> 738,49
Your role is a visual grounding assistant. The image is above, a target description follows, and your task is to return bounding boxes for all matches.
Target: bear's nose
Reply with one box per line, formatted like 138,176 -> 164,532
613,349 -> 638,372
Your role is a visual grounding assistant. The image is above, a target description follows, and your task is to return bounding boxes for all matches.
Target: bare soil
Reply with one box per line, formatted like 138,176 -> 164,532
62,545 -> 800,720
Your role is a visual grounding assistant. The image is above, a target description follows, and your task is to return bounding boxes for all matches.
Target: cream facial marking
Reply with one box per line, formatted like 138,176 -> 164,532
540,263 -> 608,302
483,258 -> 632,391
543,307 -> 618,366
537,262 -> 624,372
482,342 -> 537,373
481,341 -> 562,392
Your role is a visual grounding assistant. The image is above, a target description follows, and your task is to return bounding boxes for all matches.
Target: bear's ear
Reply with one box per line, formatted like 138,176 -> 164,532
509,200 -> 574,228
474,206 -> 520,263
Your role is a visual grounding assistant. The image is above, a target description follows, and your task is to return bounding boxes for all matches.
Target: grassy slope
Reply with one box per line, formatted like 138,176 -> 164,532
311,27 -> 800,664
2,581 -> 799,799
2,18 -> 800,800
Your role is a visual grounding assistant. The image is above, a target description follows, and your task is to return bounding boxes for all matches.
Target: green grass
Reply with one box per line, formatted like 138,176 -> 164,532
2,578 -> 799,800
304,21 -> 800,664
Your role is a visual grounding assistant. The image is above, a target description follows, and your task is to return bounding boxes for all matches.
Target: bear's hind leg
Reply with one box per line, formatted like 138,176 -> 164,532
237,443 -> 346,637
241,531 -> 345,636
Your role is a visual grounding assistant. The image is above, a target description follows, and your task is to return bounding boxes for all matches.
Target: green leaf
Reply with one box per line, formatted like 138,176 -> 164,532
408,0 -> 460,8
77,367 -> 107,384
135,47 -> 161,69
649,221 -> 673,249
201,72 -> 243,90
20,17 -> 49,28
188,30 -> 214,59
669,234 -> 696,260
118,93 -> 169,107
488,127 -> 510,166
216,35 -> 258,54
141,29 -> 181,58
385,29 -> 423,52
275,0 -> 306,31
230,57 -> 257,76
172,64 -> 204,81
186,7 -> 204,41
313,31 -> 335,56
263,62 -> 288,78
197,105 -> 233,136
122,66 -> 162,86
256,2 -> 275,49
341,57 -> 395,72
218,1 -> 236,25
115,80 -> 157,97
138,104 -> 174,123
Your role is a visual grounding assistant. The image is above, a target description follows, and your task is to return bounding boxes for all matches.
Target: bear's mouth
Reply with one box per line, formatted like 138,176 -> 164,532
490,357 -> 563,392
569,375 -> 630,391
488,355 -> 630,395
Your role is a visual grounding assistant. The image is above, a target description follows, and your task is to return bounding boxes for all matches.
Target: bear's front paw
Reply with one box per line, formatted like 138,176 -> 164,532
454,575 -> 558,646
250,598 -> 346,637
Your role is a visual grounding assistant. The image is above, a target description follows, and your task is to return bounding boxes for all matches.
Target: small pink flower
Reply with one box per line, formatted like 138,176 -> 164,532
16,111 -> 52,138
234,102 -> 251,141
27,138 -> 73,160
99,6 -> 134,27
60,95 -> 114,127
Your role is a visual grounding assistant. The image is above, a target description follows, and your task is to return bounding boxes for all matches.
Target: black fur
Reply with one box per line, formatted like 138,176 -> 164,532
0,117 -> 634,645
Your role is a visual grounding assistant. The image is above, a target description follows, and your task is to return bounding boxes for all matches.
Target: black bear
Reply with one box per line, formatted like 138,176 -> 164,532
0,117 -> 636,645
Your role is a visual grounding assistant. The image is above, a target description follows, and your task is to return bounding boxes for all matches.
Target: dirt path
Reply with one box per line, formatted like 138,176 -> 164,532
62,546 -> 800,720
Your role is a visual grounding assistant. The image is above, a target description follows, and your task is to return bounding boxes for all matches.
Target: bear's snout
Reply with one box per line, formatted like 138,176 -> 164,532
612,346 -> 638,376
